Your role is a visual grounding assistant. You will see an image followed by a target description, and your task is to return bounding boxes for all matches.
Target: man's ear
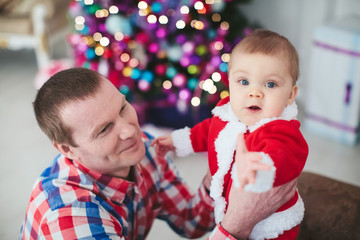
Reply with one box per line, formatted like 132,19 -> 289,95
288,85 -> 298,105
53,142 -> 77,160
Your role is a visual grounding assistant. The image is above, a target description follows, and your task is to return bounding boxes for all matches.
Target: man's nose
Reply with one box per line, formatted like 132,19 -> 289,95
117,120 -> 135,140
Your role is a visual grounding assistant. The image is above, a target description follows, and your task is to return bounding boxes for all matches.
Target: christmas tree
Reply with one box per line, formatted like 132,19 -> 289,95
68,0 -> 256,128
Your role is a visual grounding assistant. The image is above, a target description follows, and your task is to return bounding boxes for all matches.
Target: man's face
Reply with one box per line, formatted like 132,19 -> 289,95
59,78 -> 145,178
228,52 -> 298,126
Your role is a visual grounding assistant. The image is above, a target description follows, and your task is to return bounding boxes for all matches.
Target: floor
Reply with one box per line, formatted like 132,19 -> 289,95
1,48 -> 360,240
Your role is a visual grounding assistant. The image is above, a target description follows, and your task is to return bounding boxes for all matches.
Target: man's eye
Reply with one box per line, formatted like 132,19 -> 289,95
240,79 -> 249,85
99,125 -> 109,135
266,82 -> 276,88
120,103 -> 127,114
98,123 -> 113,136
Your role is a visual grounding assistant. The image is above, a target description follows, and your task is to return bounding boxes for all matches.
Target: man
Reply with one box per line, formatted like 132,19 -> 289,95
20,68 -> 296,239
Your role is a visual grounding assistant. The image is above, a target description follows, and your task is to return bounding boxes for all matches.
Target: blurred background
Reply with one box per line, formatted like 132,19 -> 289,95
1,0 -> 360,239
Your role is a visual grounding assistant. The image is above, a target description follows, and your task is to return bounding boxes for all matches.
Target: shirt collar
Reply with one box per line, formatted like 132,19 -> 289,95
71,158 -> 145,204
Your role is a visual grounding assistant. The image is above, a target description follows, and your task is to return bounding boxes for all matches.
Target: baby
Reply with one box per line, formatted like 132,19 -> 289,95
152,29 -> 308,240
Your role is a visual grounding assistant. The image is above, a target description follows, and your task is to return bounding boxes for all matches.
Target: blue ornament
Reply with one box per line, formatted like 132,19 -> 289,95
141,70 -> 154,83
131,68 -> 142,80
80,25 -> 89,35
120,85 -> 130,95
187,78 -> 198,90
167,45 -> 182,62
106,14 -> 133,36
212,1 -> 225,12
85,48 -> 96,59
207,29 -> 216,40
166,66 -> 177,78
219,62 -> 228,72
151,2 -> 162,13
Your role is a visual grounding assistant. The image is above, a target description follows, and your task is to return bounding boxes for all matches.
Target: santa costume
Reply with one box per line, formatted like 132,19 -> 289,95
171,96 -> 308,240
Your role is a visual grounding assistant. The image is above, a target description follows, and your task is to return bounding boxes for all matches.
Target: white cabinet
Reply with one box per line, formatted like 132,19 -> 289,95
304,16 -> 360,145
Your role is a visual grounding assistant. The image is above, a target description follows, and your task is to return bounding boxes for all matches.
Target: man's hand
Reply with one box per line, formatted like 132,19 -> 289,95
203,170 -> 212,193
221,179 -> 297,239
151,135 -> 175,158
234,133 -> 271,191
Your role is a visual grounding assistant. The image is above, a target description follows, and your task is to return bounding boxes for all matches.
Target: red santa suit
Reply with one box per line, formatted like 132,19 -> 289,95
172,96 -> 308,240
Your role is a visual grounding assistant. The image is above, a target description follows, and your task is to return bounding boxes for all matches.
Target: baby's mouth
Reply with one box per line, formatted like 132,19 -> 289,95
247,105 -> 261,111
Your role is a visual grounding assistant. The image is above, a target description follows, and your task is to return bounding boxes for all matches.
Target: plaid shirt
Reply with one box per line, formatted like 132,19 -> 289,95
20,132 -> 222,240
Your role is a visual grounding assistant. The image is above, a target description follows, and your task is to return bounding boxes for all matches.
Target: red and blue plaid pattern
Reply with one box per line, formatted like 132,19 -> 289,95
19,132 -> 216,239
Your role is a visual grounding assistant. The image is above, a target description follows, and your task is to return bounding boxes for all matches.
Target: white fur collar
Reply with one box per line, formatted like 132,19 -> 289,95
212,101 -> 298,132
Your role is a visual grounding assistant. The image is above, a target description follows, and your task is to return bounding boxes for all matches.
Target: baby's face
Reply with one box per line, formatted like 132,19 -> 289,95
228,52 -> 298,126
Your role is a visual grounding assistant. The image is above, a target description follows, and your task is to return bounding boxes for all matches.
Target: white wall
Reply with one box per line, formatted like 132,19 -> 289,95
237,0 -> 360,105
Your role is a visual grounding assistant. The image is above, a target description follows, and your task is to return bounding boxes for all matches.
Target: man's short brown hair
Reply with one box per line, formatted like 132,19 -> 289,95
33,68 -> 105,146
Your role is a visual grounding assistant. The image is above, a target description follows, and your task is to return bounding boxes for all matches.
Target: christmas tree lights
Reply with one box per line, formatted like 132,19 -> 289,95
68,0 -> 255,127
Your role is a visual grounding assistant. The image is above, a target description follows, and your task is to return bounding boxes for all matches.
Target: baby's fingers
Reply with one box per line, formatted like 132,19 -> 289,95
249,171 -> 257,184
246,152 -> 263,162
151,138 -> 159,147
251,162 -> 272,171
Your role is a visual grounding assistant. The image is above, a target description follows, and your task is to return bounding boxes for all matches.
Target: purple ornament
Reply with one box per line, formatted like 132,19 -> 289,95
211,55 -> 222,67
176,34 -> 187,44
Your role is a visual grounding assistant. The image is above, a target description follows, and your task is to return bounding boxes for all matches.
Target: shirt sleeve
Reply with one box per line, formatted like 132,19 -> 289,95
156,154 -> 216,238
39,202 -> 124,239
207,223 -> 237,240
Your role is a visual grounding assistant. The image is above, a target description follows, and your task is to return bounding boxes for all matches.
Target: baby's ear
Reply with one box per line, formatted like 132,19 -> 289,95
288,85 -> 298,105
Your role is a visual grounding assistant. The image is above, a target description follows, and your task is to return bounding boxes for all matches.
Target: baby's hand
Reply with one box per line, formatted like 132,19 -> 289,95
151,135 -> 175,158
234,133 -> 271,191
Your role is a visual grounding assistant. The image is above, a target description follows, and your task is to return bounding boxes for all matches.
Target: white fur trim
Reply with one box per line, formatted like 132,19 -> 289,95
244,153 -> 275,192
248,102 -> 298,133
249,192 -> 305,240
171,127 -> 194,157
281,101 -> 298,120
210,121 -> 247,223
231,163 -> 240,189
231,152 -> 276,193
212,102 -> 239,122
212,101 -> 298,133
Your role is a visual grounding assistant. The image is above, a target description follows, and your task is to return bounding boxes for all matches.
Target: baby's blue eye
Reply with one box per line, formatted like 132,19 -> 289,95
240,79 -> 249,85
266,82 -> 276,88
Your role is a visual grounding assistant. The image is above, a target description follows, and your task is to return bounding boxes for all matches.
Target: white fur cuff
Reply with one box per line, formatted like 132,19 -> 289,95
244,152 -> 276,193
171,127 -> 194,157
250,193 -> 305,240
231,152 -> 275,192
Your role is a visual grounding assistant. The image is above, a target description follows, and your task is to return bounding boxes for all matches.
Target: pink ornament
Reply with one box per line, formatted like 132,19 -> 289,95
34,59 -> 74,89
211,55 -> 221,67
136,32 -> 150,44
168,93 -> 177,104
179,88 -> 191,100
173,73 -> 186,87
115,61 -> 124,71
68,34 -> 81,46
183,41 -> 195,55
155,64 -> 166,75
156,28 -> 167,38
138,80 -> 151,91
176,34 -> 186,44
148,43 -> 159,53
180,56 -> 191,67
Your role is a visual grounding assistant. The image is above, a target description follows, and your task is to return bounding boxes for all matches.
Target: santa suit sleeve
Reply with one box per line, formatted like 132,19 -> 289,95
172,118 -> 212,157
246,120 -> 308,189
